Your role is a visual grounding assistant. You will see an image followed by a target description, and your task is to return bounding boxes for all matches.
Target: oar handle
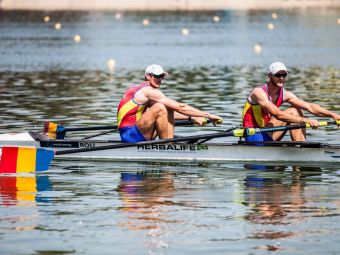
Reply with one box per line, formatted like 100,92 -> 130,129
175,118 -> 223,126
318,120 -> 340,127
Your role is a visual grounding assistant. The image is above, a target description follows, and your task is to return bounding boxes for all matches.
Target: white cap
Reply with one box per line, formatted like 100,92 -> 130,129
268,62 -> 288,75
145,64 -> 168,76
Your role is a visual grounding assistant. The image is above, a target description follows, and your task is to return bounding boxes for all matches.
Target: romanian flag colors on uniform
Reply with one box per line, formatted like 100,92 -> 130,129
0,147 -> 55,173
44,121 -> 66,139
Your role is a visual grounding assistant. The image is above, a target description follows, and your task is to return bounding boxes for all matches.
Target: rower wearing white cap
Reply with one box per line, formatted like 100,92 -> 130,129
117,64 -> 222,143
242,62 -> 340,142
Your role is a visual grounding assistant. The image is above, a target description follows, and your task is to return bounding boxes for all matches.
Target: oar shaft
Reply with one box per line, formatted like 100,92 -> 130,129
64,125 -> 118,132
247,124 -> 307,136
247,121 -> 339,136
63,119 -> 197,132
55,120 -> 338,155
56,129 -> 234,155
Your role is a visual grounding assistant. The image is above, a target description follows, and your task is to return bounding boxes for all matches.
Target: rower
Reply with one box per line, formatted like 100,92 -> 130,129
117,64 -> 222,143
242,62 -> 340,142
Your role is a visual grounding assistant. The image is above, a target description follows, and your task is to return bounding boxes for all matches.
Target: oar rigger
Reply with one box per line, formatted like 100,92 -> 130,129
43,119 -> 208,140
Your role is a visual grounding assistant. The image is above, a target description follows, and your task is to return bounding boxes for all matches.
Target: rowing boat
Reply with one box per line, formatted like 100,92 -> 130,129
0,131 -> 339,165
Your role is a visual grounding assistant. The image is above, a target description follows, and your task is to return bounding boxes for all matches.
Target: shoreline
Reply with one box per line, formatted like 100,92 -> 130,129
1,0 -> 340,11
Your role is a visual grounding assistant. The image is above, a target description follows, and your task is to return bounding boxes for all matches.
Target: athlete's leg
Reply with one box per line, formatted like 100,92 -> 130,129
166,107 -> 175,137
287,107 -> 306,141
267,107 -> 305,141
136,103 -> 174,140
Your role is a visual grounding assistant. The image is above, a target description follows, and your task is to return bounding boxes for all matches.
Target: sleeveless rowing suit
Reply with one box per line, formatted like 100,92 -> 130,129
117,82 -> 149,142
242,83 -> 284,141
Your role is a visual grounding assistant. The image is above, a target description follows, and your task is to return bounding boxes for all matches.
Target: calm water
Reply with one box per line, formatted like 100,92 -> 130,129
0,9 -> 340,255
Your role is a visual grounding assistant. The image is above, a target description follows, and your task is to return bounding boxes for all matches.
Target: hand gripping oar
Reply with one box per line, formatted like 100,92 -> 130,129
44,119 -> 221,140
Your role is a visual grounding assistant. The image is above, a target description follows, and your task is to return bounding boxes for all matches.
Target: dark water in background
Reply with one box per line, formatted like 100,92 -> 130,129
0,9 -> 340,71
0,9 -> 340,255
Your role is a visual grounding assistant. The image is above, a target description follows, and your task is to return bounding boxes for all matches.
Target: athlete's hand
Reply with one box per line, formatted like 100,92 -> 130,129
331,113 -> 340,127
207,114 -> 223,126
331,113 -> 340,119
302,117 -> 319,128
191,117 -> 207,126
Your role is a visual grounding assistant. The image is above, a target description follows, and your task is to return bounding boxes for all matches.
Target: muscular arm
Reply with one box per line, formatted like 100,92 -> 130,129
174,111 -> 190,120
173,108 -> 215,126
287,94 -> 340,120
142,86 -> 221,121
253,88 -> 340,125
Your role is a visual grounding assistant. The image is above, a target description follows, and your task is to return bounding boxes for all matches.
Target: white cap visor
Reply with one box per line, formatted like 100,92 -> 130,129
268,62 -> 288,75
145,64 -> 168,76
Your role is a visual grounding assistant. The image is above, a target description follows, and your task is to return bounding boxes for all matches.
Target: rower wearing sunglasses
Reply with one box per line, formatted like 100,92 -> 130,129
242,62 -> 340,142
117,64 -> 222,143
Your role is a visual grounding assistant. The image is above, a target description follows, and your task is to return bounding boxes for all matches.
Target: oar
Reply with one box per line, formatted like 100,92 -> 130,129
246,120 -> 339,136
1,120 -> 338,173
54,120 -> 340,155
80,119 -> 224,140
44,119 -> 219,139
81,129 -> 117,140
43,121 -> 119,139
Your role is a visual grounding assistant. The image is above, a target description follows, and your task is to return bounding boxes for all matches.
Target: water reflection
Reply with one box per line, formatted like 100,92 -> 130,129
0,175 -> 52,231
242,166 -> 323,250
116,170 -> 178,251
0,175 -> 52,206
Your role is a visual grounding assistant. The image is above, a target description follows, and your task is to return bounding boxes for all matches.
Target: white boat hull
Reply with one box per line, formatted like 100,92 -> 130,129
0,132 -> 339,165
57,143 -> 340,165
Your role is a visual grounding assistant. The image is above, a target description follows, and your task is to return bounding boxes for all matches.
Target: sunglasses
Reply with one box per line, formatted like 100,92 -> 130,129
152,74 -> 165,79
274,73 -> 287,78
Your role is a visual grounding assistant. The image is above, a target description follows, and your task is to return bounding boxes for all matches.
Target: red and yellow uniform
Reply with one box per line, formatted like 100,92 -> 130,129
242,83 -> 284,128
117,82 -> 149,129
117,82 -> 149,142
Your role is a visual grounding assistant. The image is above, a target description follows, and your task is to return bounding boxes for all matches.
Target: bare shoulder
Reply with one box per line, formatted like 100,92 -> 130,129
252,85 -> 265,94
140,86 -> 166,101
283,89 -> 297,102
250,86 -> 267,101
139,85 -> 152,94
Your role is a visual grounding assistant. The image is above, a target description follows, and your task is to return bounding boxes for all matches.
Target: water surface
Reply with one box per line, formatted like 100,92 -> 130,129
1,163 -> 340,254
0,9 -> 339,255
0,9 -> 340,71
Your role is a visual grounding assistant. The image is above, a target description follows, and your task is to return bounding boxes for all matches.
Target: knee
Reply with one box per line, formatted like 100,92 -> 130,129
152,103 -> 168,115
287,107 -> 304,117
